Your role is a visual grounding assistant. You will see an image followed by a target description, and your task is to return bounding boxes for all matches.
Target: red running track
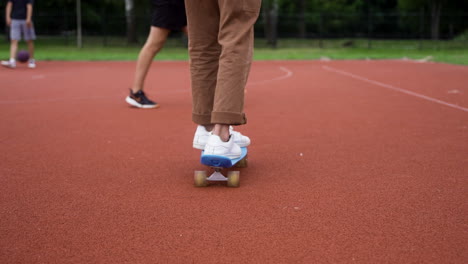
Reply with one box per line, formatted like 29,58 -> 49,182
0,60 -> 467,263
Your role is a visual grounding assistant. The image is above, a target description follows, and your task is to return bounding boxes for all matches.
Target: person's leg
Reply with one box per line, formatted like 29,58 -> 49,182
26,40 -> 36,68
186,0 -> 234,153
185,0 -> 221,126
212,124 -> 230,141
211,0 -> 261,131
22,20 -> 37,68
9,39 -> 18,60
186,0 -> 251,154
125,27 -> 170,108
1,39 -> 18,68
26,40 -> 34,58
2,20 -> 21,68
24,21 -> 36,58
131,26 -> 170,93
9,20 -> 21,60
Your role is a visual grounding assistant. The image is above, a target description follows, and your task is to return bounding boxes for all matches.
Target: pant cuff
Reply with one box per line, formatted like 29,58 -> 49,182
192,113 -> 212,125
211,112 -> 247,125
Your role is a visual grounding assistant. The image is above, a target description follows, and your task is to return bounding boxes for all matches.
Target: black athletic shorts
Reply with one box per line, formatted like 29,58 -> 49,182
151,1 -> 187,30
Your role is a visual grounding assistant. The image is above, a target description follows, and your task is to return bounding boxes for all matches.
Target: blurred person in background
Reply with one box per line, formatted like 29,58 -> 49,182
1,0 -> 36,69
125,0 -> 187,109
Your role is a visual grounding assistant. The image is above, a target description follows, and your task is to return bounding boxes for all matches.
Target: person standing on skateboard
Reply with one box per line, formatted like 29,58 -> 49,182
186,0 -> 261,159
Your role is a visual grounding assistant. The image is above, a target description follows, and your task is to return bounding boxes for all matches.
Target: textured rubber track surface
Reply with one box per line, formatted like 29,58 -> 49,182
1,60 -> 467,263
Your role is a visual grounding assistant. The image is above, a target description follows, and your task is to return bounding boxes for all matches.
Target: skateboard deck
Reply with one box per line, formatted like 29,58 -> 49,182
194,147 -> 248,187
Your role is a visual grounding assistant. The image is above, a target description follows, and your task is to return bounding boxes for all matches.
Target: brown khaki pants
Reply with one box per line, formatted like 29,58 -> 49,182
185,0 -> 261,125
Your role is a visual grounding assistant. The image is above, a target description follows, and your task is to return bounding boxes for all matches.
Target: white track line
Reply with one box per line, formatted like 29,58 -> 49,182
0,95 -> 123,105
1,67 -> 294,104
322,65 -> 468,113
247,66 -> 293,86
162,66 -> 293,94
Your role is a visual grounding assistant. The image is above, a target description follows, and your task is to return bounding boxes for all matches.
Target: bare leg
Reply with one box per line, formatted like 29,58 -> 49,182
131,26 -> 170,93
212,124 -> 230,142
26,40 -> 34,59
203,124 -> 214,132
10,40 -> 18,59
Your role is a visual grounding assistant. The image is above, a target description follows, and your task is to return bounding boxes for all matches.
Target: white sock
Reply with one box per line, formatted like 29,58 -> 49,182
9,58 -> 16,63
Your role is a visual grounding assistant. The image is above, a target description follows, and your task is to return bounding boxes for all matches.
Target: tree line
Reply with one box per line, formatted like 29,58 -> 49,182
1,0 -> 466,44
262,0 -> 467,43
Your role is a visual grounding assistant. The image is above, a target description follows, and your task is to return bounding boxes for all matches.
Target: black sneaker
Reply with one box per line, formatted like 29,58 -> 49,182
125,89 -> 159,109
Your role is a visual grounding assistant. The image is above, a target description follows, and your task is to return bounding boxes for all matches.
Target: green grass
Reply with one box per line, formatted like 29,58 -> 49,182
254,48 -> 468,65
1,37 -> 467,65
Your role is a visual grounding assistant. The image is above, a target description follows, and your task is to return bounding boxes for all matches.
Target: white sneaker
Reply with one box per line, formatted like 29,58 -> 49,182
28,59 -> 36,69
193,125 -> 211,149
204,134 -> 241,159
192,125 -> 251,150
1,60 -> 16,69
230,129 -> 251,148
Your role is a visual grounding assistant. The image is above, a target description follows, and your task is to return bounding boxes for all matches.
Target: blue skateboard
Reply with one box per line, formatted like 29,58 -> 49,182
194,147 -> 248,187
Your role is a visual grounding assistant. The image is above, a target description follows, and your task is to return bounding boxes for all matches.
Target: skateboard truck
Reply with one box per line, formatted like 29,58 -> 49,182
206,168 -> 229,181
194,169 -> 241,187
